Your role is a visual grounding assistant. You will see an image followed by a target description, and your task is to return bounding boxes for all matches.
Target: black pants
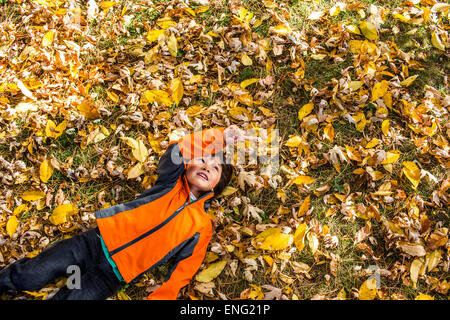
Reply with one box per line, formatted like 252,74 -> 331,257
0,228 -> 123,300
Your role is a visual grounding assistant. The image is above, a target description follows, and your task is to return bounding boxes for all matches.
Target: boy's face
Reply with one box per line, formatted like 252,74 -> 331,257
186,156 -> 222,198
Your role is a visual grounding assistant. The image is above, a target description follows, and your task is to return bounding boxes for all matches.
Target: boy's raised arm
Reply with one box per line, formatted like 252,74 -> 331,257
153,127 -> 226,187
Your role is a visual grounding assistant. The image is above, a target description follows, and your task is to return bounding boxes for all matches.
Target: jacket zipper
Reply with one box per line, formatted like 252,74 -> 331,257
109,190 -> 213,256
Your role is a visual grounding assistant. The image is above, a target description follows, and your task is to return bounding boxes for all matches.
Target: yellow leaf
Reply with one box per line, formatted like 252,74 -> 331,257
410,257 -> 425,288
360,21 -> 378,41
195,260 -> 227,282
120,137 -> 139,150
77,101 -> 100,120
248,284 -> 264,300
383,91 -> 392,109
13,204 -> 28,216
306,231 -> 319,254
426,250 -> 442,272
106,90 -> 119,102
241,54 -> 253,66
285,135 -> 303,147
380,150 -> 401,164
346,24 -> 361,35
140,90 -> 173,106
349,80 -> 363,91
6,216 -> 19,238
167,33 -> 178,57
371,80 -> 389,101
127,162 -> 144,179
367,168 -> 385,181
415,293 -> 434,300
45,120 -> 57,138
220,186 -> 238,197
146,29 -> 165,43
23,290 -> 47,300
359,278 -> 377,300
353,168 -> 366,175
99,1 -> 116,12
49,203 -> 77,225
393,13 -> 410,23
354,112 -> 366,132
170,78 -> 184,106
402,161 -> 421,189
229,106 -> 252,121
117,290 -> 131,300
365,138 -> 379,149
253,228 -> 293,251
329,5 -> 341,17
297,195 -> 311,217
133,139 -> 148,163
293,176 -> 315,185
431,31 -> 446,51
21,190 -> 46,201
323,123 -> 334,142
266,58 -> 272,73
156,17 -> 177,30
294,223 -> 308,253
240,78 -> 260,89
298,103 -> 314,121
311,54 -> 327,60
270,24 -> 292,35
40,159 -> 53,183
400,75 -> 418,87
195,6 -> 210,14
337,288 -> 347,300
45,119 -> 67,139
42,30 -> 55,47
381,119 -> 389,136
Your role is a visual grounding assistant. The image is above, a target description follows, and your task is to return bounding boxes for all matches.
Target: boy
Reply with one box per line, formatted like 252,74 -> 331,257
0,125 -> 253,300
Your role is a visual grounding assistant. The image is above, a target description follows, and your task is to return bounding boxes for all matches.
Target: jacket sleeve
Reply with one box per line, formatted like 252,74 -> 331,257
147,228 -> 212,300
154,127 -> 226,187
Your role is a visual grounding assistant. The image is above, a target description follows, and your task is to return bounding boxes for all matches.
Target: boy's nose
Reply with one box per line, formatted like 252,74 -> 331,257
202,166 -> 210,173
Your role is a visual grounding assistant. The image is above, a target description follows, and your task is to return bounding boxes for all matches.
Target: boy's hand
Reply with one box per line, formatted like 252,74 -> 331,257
223,125 -> 260,145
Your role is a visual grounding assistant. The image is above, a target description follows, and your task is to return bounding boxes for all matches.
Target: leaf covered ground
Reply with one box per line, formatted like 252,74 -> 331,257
0,0 -> 449,300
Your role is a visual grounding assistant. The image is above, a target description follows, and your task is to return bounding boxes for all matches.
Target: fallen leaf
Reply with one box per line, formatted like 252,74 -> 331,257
360,21 -> 378,40
170,78 -> 184,106
297,195 -> 311,217
49,203 -> 77,225
410,257 -> 425,288
415,293 -> 434,300
21,190 -> 46,201
398,241 -> 426,256
298,103 -> 314,121
307,231 -> 319,254
195,260 -> 227,282
6,216 -> 19,238
402,161 -> 421,189
40,159 -> 53,183
293,223 -> 308,253
359,278 -> 377,300
431,31 -> 446,51
42,30 -> 56,47
252,228 -> 293,251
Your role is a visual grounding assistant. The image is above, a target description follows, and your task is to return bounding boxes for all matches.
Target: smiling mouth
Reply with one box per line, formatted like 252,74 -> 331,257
197,172 -> 208,181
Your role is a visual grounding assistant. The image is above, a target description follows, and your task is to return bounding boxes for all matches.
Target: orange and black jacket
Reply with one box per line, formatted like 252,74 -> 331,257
95,127 -> 226,300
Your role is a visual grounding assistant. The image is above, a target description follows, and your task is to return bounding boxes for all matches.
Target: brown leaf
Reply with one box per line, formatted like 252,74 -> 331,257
398,242 -> 426,257
354,223 -> 372,244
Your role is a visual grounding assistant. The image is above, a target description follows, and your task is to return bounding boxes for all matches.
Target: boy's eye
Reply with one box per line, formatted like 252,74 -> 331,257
201,158 -> 205,163
214,166 -> 219,171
